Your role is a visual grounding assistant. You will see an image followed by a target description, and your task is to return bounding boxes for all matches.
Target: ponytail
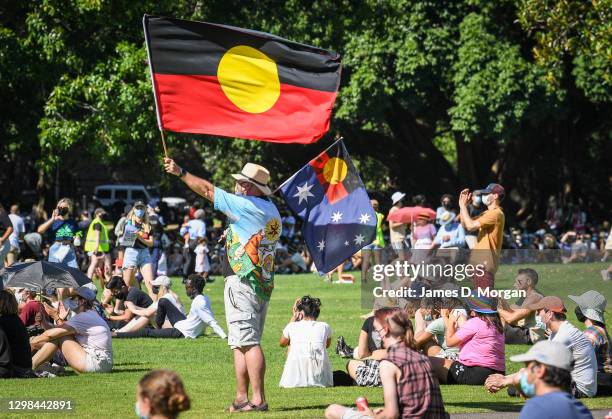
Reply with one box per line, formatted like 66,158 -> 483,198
387,311 -> 417,350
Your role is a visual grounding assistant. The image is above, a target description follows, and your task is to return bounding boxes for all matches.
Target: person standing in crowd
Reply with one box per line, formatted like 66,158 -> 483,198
436,194 -> 455,227
498,268 -> 545,344
507,341 -> 593,419
148,204 -> 166,277
30,286 -> 113,374
84,208 -> 112,286
179,209 -> 206,283
0,203 -> 15,266
279,296 -> 332,388
281,211 -> 296,240
430,213 -> 466,250
326,310 -> 448,419
135,369 -> 191,419
388,192 -> 407,260
411,214 -> 437,249
194,237 -> 210,280
121,201 -> 155,296
464,191 -> 484,249
361,199 -> 385,281
7,204 -> 25,266
0,290 -> 34,377
458,183 -> 505,289
486,296 -> 597,398
569,290 -> 612,393
164,158 -> 281,413
37,198 -> 80,268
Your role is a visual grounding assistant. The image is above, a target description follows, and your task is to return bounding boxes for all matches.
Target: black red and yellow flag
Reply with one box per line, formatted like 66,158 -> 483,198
143,15 -> 342,144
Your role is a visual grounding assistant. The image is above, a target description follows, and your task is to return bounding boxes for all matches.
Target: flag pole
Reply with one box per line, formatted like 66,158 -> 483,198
160,130 -> 169,158
272,136 -> 344,195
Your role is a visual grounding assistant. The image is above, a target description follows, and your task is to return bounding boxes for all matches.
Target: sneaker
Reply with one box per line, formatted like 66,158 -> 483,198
335,336 -> 354,358
602,270 -> 611,282
35,362 -> 64,377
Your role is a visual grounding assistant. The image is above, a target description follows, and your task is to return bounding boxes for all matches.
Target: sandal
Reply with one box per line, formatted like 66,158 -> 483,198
224,400 -> 250,413
246,402 -> 269,412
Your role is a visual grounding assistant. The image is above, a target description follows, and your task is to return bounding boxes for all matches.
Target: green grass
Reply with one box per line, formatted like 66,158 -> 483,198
1,262 -> 610,418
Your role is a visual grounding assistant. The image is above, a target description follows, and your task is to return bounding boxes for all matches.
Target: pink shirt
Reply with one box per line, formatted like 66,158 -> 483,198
413,224 -> 436,240
455,316 -> 505,372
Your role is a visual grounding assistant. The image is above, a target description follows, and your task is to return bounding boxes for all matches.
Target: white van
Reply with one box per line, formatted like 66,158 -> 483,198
94,184 -> 160,207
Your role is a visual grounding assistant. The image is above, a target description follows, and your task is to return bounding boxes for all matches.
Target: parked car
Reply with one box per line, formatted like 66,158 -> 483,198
161,197 -> 187,208
93,184 -> 160,207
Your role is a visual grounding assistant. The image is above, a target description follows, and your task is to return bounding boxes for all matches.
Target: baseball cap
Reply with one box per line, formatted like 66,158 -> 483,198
74,286 -> 96,301
528,296 -> 566,313
94,207 -> 106,217
151,275 -> 172,288
133,200 -> 146,209
510,341 -> 572,371
475,183 -> 505,200
391,192 -> 406,205
568,290 -> 606,324
465,292 -> 497,314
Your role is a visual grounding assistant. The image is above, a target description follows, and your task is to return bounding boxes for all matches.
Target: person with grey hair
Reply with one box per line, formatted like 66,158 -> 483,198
179,208 -> 207,283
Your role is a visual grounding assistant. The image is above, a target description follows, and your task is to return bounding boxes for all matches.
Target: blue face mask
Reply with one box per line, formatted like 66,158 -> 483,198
135,401 -> 148,419
474,196 -> 482,205
424,314 -> 433,322
519,370 -> 535,398
134,209 -> 145,218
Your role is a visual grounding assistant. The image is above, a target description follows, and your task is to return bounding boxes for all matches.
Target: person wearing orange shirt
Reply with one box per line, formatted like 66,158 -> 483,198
458,183 -> 505,289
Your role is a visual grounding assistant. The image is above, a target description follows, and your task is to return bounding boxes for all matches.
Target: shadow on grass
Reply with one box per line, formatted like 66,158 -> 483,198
111,367 -> 153,373
445,401 -> 522,412
113,362 -> 147,366
274,403 -> 384,412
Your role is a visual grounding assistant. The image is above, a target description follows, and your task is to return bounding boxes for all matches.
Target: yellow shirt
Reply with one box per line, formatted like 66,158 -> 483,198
472,206 -> 505,272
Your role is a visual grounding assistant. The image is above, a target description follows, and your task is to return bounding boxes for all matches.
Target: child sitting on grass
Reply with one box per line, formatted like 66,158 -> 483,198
279,296 -> 333,388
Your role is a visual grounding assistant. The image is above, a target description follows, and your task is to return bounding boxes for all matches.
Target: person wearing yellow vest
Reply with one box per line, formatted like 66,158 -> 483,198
361,199 -> 386,282
85,208 -> 112,285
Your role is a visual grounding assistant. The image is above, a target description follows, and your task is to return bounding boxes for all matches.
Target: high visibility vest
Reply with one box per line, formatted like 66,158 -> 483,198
84,219 -> 110,252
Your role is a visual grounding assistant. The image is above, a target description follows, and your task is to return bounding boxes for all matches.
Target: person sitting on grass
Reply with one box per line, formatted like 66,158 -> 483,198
569,290 -> 612,395
499,341 -> 592,419
497,268 -> 545,344
279,296 -> 332,388
105,276 -> 155,333
114,275 -> 227,339
415,296 -> 467,359
336,308 -> 395,361
136,369 -> 191,419
0,290 -> 34,377
325,310 -> 448,419
429,293 -> 505,385
122,276 -> 185,329
485,296 -> 597,398
30,286 -> 113,374
345,307 -> 401,387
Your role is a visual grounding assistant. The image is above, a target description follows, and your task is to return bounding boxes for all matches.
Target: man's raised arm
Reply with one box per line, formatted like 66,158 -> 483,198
164,157 -> 215,202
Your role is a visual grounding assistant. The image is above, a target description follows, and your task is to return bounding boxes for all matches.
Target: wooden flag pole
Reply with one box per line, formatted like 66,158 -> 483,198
160,130 -> 169,158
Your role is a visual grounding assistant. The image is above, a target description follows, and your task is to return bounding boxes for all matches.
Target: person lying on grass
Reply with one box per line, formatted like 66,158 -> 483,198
114,274 -> 226,339
30,286 -> 113,374
325,310 -> 448,419
428,293 -> 505,385
279,296 -> 332,388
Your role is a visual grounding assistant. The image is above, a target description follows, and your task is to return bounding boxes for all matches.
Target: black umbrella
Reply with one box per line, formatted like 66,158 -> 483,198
0,261 -> 92,291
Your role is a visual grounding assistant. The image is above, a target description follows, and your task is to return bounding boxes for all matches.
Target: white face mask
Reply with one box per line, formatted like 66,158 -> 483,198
63,298 -> 79,312
481,194 -> 490,206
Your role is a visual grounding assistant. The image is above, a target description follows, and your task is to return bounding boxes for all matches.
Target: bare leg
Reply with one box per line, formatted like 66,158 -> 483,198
140,263 -> 155,299
32,341 -> 59,369
86,254 -> 98,279
122,267 -> 134,287
347,359 -> 363,380
232,348 -> 250,405
243,345 -> 266,405
325,404 -> 351,419
428,357 -> 454,384
58,338 -> 88,373
361,250 -> 371,282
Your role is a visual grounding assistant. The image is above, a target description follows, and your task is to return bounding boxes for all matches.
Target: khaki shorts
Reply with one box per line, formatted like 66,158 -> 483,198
224,275 -> 269,349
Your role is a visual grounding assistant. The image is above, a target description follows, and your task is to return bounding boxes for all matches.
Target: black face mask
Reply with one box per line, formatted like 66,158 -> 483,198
58,207 -> 69,216
152,286 -> 160,295
575,306 -> 587,323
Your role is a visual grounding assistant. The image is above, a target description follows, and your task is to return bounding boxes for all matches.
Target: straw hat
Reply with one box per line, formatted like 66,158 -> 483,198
231,163 -> 272,196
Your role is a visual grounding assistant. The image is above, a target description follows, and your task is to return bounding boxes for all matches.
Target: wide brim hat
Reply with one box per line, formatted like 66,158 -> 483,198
568,290 -> 606,324
466,292 -> 497,314
231,163 -> 272,196
391,192 -> 406,205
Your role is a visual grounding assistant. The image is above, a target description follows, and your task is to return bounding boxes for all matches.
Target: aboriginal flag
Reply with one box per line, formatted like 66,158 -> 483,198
143,15 -> 342,144
279,140 -> 377,274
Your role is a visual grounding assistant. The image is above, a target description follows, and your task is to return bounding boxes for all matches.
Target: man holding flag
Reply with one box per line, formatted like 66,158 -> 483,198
164,157 -> 281,413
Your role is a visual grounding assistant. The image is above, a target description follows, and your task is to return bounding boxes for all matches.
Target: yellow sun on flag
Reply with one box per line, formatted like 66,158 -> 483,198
217,45 -> 281,113
322,157 -> 348,184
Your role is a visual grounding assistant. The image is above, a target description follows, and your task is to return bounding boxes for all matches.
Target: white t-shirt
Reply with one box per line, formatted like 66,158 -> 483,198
194,244 -> 210,273
66,310 -> 112,355
550,321 -> 597,397
8,214 -> 25,248
174,294 -> 220,339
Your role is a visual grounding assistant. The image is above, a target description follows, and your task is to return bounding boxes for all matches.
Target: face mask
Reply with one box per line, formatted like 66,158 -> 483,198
519,370 -> 535,398
443,202 -> 451,209
63,297 -> 79,312
474,196 -> 482,205
58,207 -> 69,216
424,314 -> 433,322
134,209 -> 145,218
152,286 -> 160,295
481,195 -> 490,206
135,401 -> 148,419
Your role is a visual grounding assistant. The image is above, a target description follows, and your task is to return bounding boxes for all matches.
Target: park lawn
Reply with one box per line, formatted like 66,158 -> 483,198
1,262 -> 610,418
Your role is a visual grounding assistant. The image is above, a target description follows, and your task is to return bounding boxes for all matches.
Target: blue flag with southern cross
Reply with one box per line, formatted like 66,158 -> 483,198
279,140 -> 376,274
